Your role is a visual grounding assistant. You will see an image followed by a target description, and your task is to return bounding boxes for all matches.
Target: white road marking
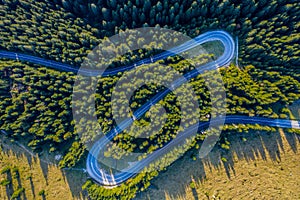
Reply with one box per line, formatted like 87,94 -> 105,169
291,120 -> 300,129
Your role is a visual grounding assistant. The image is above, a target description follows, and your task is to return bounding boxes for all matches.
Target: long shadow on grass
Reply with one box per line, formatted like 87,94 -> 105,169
61,164 -> 89,199
39,160 -> 49,185
0,136 -> 87,199
28,176 -> 36,199
15,170 -> 27,200
135,129 -> 299,199
4,169 -> 13,200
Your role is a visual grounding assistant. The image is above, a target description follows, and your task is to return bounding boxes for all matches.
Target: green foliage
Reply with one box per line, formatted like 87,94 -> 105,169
38,189 -> 45,196
59,141 -> 86,168
1,0 -> 299,78
222,65 -> 300,117
0,179 -> 11,186
0,61 -> 80,166
190,182 -> 196,189
0,166 -> 10,175
11,187 -> 25,199
0,0 -> 99,65
11,166 -> 19,178
0,0 -> 299,199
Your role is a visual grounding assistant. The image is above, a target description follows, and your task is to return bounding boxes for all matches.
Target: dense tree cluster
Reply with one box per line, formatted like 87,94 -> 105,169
100,63 -> 300,162
0,61 -> 81,167
0,0 -> 99,65
1,59 -> 298,199
222,65 -> 300,117
52,0 -> 300,75
0,0 -> 299,199
1,0 -> 299,76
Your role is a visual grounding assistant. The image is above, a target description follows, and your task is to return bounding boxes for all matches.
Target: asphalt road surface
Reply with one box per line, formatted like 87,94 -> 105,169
1,31 -> 299,187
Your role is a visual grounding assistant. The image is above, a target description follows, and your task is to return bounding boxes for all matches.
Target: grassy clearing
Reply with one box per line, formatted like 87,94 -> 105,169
136,129 -> 300,199
0,136 -> 88,200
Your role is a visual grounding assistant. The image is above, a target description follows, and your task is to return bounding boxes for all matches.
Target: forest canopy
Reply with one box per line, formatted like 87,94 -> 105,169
0,0 -> 299,199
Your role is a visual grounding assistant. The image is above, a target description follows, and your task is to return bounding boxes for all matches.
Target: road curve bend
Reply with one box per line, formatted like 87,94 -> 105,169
1,31 -> 299,187
85,31 -> 300,186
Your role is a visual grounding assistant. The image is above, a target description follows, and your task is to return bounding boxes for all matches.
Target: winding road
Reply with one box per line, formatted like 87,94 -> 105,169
1,31 -> 299,187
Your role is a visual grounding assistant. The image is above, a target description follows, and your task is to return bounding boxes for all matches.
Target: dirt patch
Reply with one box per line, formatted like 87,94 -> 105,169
136,129 -> 300,199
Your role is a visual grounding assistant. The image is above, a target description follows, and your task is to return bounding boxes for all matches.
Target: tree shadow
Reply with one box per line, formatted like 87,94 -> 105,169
0,136 -> 87,199
62,169 -> 89,199
41,193 -> 46,200
28,176 -> 36,199
39,159 -> 49,185
4,168 -> 13,200
26,154 -> 35,168
15,169 -> 27,200
220,150 -> 236,179
134,151 -> 208,200
191,187 -> 199,200
136,129 -> 299,199
283,131 -> 299,153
